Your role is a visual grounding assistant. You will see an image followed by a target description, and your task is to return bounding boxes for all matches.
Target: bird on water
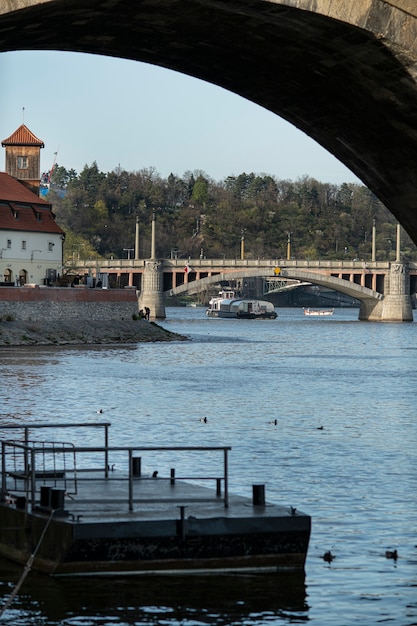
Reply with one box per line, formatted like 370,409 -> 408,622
385,549 -> 398,560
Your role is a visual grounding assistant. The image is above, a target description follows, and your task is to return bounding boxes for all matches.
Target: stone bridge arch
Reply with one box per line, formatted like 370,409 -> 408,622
166,268 -> 382,304
165,265 -> 412,321
277,268 -> 382,303
3,1 -> 417,241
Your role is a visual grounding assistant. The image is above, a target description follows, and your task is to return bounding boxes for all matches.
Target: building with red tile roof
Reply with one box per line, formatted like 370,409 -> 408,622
1,127 -> 65,286
2,124 -> 44,147
2,124 -> 44,194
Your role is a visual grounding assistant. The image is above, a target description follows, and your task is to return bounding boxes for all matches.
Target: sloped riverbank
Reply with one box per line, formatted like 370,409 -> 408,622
0,319 -> 187,346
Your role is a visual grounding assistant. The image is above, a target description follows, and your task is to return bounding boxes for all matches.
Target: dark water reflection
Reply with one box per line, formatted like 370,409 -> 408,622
1,559 -> 308,625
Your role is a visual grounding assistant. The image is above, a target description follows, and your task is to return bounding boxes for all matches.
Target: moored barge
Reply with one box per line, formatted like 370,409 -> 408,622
0,423 -> 310,576
206,289 -> 278,319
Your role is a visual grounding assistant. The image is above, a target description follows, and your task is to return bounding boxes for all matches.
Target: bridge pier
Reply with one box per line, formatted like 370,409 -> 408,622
138,260 -> 166,320
359,263 -> 413,322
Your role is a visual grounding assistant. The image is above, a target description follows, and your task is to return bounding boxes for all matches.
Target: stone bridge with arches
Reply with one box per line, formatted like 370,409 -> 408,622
3,0 -> 417,319
75,257 -> 416,321
3,1 -> 417,244
163,259 -> 415,321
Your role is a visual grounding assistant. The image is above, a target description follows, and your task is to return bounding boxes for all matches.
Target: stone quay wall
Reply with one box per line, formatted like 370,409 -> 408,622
0,286 -> 139,321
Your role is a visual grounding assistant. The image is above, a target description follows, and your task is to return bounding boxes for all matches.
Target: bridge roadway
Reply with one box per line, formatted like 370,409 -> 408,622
75,258 -> 416,321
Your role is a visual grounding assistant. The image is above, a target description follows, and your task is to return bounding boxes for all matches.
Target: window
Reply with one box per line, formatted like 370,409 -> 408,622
7,240 -> 11,249
48,242 -> 54,252
17,156 -> 28,169
22,240 -> 26,250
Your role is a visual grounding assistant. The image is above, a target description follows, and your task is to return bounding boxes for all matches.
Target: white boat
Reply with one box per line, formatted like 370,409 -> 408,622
303,307 -> 334,316
206,290 -> 277,319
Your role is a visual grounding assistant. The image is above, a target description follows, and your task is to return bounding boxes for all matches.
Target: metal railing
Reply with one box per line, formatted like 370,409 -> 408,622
0,423 -> 231,511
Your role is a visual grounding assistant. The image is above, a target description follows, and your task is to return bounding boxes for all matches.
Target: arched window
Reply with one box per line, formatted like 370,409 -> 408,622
18,269 -> 28,286
3,268 -> 13,283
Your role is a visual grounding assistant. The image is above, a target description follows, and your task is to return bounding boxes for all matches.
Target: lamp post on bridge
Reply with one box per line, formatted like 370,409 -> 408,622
286,232 -> 291,261
151,212 -> 156,259
385,238 -> 393,260
396,222 -> 401,262
240,229 -> 246,260
372,219 -> 376,262
123,248 -> 134,260
135,216 -> 140,260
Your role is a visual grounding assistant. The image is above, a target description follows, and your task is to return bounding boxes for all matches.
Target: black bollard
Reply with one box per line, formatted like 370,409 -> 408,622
51,488 -> 65,510
132,457 -> 142,477
16,496 -> 26,510
252,484 -> 266,506
40,486 -> 52,508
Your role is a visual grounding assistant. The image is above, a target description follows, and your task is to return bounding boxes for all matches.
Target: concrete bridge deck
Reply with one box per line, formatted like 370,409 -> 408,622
74,257 -> 417,292
73,257 -> 415,321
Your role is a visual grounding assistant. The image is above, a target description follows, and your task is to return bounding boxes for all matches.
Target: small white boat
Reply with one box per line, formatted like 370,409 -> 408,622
206,290 -> 277,319
303,307 -> 334,316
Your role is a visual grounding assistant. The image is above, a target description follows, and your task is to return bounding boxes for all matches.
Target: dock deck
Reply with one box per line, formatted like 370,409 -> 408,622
0,423 -> 311,576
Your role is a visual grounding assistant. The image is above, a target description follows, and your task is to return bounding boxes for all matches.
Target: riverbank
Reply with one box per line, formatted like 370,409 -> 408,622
0,319 -> 187,346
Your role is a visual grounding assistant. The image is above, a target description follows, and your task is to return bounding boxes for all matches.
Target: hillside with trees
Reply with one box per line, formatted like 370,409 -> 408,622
47,162 -> 417,264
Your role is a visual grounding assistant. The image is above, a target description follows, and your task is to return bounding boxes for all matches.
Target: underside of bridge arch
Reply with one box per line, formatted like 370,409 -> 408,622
3,1 -> 417,242
166,269 -> 381,307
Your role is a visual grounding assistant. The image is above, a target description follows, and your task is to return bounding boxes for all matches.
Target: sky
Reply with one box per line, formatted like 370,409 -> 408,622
0,50 -> 361,184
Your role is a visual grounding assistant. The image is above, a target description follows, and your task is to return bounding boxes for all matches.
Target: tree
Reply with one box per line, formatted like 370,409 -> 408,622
49,162 -> 417,262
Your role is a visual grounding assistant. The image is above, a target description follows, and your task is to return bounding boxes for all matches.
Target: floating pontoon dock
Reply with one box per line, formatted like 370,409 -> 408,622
0,423 -> 310,576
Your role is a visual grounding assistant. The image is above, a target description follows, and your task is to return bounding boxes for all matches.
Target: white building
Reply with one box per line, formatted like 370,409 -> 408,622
0,125 -> 64,286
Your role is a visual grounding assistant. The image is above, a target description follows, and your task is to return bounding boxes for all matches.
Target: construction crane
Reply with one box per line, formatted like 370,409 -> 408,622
47,148 -> 59,186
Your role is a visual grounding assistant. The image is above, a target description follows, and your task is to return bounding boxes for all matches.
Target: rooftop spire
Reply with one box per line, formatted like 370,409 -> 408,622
2,124 -> 44,148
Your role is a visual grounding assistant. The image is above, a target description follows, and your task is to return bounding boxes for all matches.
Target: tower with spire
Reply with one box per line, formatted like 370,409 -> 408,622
1,124 -> 44,195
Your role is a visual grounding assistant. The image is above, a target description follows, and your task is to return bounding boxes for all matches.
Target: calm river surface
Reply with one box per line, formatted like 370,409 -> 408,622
0,306 -> 416,625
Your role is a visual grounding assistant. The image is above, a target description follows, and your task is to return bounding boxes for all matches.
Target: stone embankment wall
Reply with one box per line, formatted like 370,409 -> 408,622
0,286 -> 139,321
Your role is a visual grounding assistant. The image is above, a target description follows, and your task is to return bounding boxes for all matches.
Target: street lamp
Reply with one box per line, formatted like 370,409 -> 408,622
123,248 -> 134,260
287,232 -> 292,261
396,223 -> 401,262
240,229 -> 246,260
372,219 -> 376,262
385,238 -> 393,260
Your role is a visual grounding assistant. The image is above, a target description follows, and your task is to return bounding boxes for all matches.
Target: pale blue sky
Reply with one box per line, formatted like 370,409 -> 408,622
0,50 -> 360,184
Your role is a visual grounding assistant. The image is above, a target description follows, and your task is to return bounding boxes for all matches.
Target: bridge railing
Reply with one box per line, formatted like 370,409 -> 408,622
72,258 -> 395,271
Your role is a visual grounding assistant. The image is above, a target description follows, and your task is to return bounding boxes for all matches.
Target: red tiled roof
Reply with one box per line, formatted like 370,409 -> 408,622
1,124 -> 44,147
0,172 -> 64,235
0,204 -> 64,235
0,172 -> 50,204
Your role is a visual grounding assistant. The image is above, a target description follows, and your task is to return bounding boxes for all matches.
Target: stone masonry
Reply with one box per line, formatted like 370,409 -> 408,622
0,286 -> 139,321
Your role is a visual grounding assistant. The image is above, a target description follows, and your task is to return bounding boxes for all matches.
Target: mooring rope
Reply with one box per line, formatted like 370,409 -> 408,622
0,508 -> 55,617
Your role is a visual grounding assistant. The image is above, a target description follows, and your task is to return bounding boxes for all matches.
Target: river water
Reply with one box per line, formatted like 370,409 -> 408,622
0,307 -> 416,625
